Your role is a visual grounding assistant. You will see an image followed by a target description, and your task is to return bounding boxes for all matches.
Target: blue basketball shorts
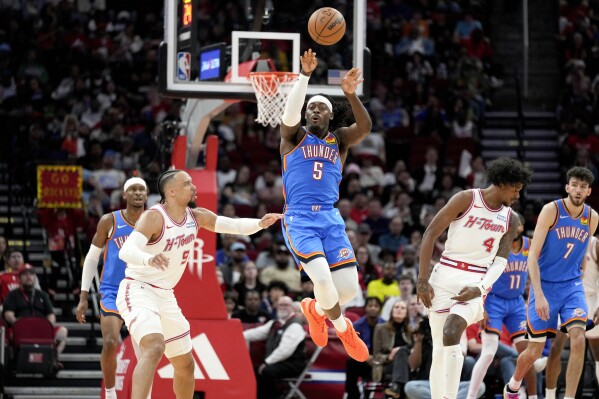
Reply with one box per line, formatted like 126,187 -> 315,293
99,284 -> 122,319
527,279 -> 587,339
484,293 -> 527,340
282,206 -> 357,281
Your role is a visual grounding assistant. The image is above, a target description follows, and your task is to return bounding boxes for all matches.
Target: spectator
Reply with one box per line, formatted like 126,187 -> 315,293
233,261 -> 266,306
216,234 -> 248,267
357,223 -> 382,264
373,299 -> 412,398
232,289 -> 271,324
1,250 -> 36,304
396,245 -> 419,282
413,147 -> 442,199
217,157 -> 237,190
259,245 -> 300,293
345,296 -> 385,399
378,216 -> 409,254
381,275 -> 415,322
367,262 -> 400,304
356,245 -> 382,292
255,240 -> 295,270
260,280 -> 289,319
467,155 -> 488,188
453,12 -> 483,43
3,264 -> 68,357
404,316 -> 485,399
364,198 -> 390,243
243,296 -> 307,399
220,242 -> 249,287
224,291 -> 238,319
337,198 -> 358,231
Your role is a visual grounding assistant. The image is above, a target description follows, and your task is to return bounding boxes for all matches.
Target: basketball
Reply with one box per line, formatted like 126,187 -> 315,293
307,7 -> 346,46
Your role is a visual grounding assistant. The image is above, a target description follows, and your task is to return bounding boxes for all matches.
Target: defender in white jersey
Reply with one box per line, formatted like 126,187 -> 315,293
417,158 -> 532,399
116,170 -> 283,399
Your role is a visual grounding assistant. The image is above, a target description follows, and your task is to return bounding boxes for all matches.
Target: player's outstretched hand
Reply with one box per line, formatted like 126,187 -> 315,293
300,49 -> 318,75
259,213 -> 284,229
341,67 -> 364,95
451,286 -> 481,302
75,297 -> 88,323
535,294 -> 550,321
149,253 -> 169,270
417,278 -> 435,308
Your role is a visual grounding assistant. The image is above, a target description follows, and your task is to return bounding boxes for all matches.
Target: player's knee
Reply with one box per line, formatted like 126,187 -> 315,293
568,328 -> 586,349
102,334 -> 120,352
442,324 -> 462,345
527,341 -> 545,358
177,355 -> 195,376
144,341 -> 166,361
311,273 -> 333,289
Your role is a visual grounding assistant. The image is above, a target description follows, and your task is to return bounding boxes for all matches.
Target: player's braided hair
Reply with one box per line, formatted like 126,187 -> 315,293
157,169 -> 182,204
485,158 -> 532,187
313,93 -> 354,132
566,166 -> 594,185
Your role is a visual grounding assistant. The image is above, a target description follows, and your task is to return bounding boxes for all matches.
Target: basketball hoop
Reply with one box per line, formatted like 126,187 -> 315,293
248,72 -> 298,127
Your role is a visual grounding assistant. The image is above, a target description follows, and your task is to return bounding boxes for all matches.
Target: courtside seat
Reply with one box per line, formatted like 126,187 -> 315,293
282,340 -> 324,399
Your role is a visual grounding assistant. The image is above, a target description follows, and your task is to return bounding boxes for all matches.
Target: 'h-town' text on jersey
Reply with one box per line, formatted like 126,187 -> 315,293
442,189 -> 512,268
124,204 -> 198,289
282,129 -> 342,207
539,199 -> 591,283
491,236 -> 530,299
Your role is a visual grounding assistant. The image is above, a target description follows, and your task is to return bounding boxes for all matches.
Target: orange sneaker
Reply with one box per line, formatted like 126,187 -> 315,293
300,298 -> 328,347
336,317 -> 369,362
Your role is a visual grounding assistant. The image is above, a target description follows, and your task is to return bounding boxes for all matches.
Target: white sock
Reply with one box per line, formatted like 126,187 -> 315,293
442,344 -> 464,399
564,397 -> 575,399
545,388 -> 556,399
529,396 -> 538,399
331,314 -> 347,332
596,361 -> 599,386
508,376 -> 521,391
314,301 -> 325,316
105,387 -> 117,399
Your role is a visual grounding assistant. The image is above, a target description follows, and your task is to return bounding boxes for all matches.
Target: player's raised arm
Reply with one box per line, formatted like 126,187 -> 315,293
280,49 -> 317,141
417,190 -> 473,307
119,210 -> 169,270
337,67 -> 372,148
193,208 -> 283,234
527,202 -> 558,321
76,214 -> 113,323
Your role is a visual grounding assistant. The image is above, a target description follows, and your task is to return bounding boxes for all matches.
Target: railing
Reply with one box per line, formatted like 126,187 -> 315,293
523,0 -> 529,98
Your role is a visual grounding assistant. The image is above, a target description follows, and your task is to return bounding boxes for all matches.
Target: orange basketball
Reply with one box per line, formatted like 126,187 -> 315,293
307,7 -> 346,46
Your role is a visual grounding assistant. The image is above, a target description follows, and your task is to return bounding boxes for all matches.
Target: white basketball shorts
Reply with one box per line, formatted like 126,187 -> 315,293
116,278 -> 192,358
428,263 -> 485,326
586,290 -> 599,339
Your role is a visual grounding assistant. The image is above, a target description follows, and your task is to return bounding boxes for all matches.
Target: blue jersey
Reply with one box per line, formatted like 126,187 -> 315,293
491,236 -> 530,299
282,129 -> 342,206
100,210 -> 134,290
538,200 -> 591,282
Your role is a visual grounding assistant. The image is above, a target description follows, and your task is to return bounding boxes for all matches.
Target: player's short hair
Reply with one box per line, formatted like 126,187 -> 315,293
485,158 -> 532,187
157,169 -> 182,203
566,166 -> 594,185
364,296 -> 382,309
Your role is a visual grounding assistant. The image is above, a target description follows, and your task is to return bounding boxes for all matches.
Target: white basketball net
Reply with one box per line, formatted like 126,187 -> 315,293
248,72 -> 298,127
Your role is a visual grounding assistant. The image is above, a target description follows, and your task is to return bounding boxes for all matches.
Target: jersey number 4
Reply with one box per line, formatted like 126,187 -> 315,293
482,238 -> 495,253
312,162 -> 324,180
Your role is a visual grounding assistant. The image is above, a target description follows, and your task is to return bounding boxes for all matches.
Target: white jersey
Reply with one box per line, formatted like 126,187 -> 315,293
583,236 -> 599,294
125,204 -> 198,289
441,189 -> 512,268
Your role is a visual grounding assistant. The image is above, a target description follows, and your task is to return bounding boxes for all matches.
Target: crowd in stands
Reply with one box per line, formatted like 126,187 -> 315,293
556,0 -> 599,202
1,0 -> 584,397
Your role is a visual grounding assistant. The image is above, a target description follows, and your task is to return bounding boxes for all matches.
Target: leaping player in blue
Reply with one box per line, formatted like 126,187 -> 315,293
279,49 -> 371,362
76,177 -> 148,399
467,211 -> 537,399
504,166 -> 599,399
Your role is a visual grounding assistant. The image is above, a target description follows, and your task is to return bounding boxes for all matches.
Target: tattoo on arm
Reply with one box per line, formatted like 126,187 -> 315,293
495,215 -> 519,259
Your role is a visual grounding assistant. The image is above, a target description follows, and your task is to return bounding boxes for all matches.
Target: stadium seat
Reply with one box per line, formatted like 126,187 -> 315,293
11,317 -> 56,376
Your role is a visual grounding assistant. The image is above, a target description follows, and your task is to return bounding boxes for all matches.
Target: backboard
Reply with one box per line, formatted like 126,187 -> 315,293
159,0 -> 370,101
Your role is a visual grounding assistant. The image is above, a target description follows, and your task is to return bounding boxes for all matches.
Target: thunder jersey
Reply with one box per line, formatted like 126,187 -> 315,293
100,210 -> 134,290
442,189 -> 512,268
491,236 -> 530,299
282,129 -> 342,206
538,200 -> 591,282
124,204 -> 198,289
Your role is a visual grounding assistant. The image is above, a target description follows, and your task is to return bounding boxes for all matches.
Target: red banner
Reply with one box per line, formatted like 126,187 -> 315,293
37,165 -> 82,208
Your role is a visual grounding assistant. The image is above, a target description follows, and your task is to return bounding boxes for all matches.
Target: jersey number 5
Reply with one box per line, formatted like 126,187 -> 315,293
312,162 -> 324,180
482,238 -> 495,253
